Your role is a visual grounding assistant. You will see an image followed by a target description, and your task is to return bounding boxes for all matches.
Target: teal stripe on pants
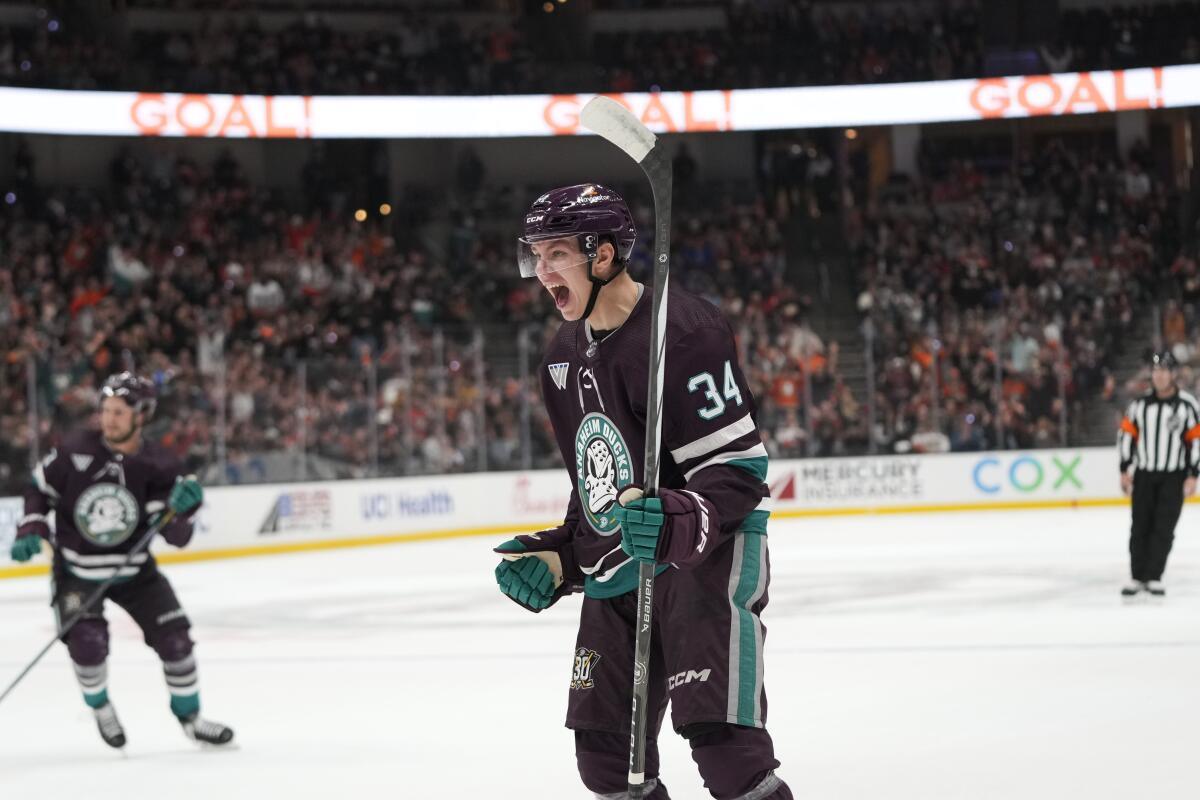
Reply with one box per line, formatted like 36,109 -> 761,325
728,530 -> 766,727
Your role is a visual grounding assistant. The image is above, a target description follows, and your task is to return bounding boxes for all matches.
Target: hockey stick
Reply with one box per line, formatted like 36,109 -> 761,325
581,96 -> 672,800
0,509 -> 177,710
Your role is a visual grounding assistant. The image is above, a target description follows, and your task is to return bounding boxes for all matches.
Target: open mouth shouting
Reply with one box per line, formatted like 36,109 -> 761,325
543,280 -> 571,310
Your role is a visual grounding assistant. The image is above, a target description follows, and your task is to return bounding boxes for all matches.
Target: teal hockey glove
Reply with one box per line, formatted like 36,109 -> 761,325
9,533 -> 43,562
614,487 -> 665,564
615,486 -> 719,566
493,527 -> 580,612
168,475 -> 204,515
495,543 -> 559,611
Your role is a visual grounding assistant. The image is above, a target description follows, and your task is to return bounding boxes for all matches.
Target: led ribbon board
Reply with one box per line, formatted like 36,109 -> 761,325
0,65 -> 1194,139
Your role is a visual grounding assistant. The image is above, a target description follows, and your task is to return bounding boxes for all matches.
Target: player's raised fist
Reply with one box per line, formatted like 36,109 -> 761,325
168,475 -> 204,515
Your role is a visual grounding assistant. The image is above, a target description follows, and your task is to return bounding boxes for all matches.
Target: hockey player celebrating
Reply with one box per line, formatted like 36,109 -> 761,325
494,185 -> 791,800
8,372 -> 233,749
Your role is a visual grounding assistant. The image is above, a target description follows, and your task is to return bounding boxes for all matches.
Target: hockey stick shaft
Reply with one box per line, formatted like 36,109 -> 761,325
0,509 -> 176,709
579,94 -> 674,800
628,147 -> 672,800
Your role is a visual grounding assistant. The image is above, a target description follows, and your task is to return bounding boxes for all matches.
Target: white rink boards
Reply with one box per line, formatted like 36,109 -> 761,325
1,506 -> 1197,800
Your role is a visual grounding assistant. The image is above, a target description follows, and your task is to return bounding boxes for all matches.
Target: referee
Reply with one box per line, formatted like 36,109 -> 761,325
1117,350 -> 1199,599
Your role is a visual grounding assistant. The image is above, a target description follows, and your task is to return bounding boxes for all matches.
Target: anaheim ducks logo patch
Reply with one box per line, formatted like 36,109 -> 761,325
73,483 -> 139,547
575,412 -> 633,536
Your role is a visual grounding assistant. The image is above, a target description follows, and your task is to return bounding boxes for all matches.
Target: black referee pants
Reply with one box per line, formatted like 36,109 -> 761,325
1129,470 -> 1186,582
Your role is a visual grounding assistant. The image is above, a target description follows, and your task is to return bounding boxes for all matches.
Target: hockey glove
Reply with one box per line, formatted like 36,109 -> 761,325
615,486 -> 717,567
494,528 -> 579,612
168,475 -> 204,515
10,514 -> 50,562
9,533 -> 43,562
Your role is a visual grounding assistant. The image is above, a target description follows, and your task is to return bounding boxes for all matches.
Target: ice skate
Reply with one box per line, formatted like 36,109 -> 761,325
180,712 -> 235,746
93,702 -> 126,749
1119,580 -> 1144,601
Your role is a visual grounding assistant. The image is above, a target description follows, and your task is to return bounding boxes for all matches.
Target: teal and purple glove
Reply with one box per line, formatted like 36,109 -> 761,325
614,487 -> 665,564
10,514 -> 49,562
614,486 -> 719,567
9,533 -> 43,562
493,527 -> 580,612
168,475 -> 204,515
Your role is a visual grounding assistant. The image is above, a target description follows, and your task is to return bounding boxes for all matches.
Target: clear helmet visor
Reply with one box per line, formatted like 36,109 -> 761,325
516,234 -> 594,279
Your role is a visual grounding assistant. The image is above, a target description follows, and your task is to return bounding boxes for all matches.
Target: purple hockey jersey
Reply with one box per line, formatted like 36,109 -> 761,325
539,283 -> 771,599
24,430 -> 195,581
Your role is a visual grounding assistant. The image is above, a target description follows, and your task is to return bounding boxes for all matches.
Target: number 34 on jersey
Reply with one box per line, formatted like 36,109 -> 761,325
687,360 -> 745,421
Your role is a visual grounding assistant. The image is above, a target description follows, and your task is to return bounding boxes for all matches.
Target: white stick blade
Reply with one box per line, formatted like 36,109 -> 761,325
581,96 -> 657,163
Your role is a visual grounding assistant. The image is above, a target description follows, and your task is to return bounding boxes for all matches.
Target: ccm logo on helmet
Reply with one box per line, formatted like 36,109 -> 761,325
525,214 -> 545,224
668,669 -> 712,690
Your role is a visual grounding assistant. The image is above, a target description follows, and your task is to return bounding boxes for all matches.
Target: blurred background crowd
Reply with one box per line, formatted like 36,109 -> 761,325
3,1 -> 1199,94
1,0 -> 1198,491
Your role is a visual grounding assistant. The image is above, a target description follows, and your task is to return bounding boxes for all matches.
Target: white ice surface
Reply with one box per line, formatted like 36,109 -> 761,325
1,506 -> 1198,799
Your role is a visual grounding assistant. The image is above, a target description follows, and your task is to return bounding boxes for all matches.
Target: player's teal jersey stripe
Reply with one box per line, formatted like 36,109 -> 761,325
584,561 -> 670,599
726,455 -> 769,483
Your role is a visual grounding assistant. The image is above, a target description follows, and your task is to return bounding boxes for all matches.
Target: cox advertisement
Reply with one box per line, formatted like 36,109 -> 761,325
970,453 -> 1089,497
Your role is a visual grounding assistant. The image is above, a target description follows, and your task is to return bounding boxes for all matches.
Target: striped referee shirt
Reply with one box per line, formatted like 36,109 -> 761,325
1118,389 -> 1200,475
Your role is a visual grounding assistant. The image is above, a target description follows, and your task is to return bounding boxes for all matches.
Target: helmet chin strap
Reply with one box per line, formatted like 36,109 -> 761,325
578,250 -> 628,321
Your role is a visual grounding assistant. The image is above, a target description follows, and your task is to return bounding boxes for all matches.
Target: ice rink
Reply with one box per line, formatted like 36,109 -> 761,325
1,505 -> 1198,800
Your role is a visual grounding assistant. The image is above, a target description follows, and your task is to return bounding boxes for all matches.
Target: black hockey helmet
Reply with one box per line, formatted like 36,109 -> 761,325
1149,350 -> 1178,370
101,371 -> 157,420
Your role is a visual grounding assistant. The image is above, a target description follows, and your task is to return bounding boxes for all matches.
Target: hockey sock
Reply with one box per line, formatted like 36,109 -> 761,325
74,662 -> 109,709
684,724 -> 790,800
576,730 -> 669,798
163,654 -> 200,718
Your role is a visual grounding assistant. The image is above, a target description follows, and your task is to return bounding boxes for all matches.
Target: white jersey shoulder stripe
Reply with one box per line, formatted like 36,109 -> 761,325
670,413 -> 756,464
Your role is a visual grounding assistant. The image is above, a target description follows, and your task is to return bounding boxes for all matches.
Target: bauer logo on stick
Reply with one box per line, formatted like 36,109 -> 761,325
73,484 -> 139,547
